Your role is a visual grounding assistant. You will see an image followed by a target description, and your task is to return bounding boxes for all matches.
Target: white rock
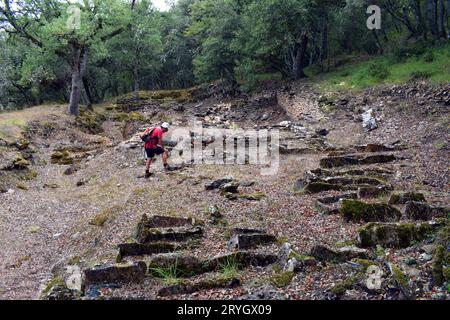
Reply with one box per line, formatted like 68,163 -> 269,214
362,109 -> 378,131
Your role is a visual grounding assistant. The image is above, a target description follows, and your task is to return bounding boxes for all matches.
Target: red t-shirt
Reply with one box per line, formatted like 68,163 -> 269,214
144,127 -> 163,149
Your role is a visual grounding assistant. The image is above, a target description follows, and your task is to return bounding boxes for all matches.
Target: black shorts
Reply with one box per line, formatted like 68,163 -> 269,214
145,147 -> 165,158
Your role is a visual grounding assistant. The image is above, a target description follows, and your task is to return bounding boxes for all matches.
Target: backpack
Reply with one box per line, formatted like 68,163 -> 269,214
141,127 -> 157,143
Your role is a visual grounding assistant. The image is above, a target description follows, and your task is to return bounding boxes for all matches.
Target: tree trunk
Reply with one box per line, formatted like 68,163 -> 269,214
372,30 -> 384,54
82,78 -> 93,110
320,14 -> 329,72
427,0 -> 439,37
133,61 -> 140,101
411,0 -> 427,36
292,33 -> 308,80
448,0 -> 450,33
68,47 -> 89,116
439,0 -> 447,37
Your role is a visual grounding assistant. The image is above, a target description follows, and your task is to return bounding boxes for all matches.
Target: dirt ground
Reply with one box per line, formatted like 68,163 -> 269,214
0,81 -> 448,300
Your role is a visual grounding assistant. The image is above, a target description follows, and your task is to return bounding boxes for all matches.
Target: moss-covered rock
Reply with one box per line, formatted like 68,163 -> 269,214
239,192 -> 265,201
13,156 -> 30,170
51,150 -> 74,165
40,276 -> 80,300
388,192 -> 426,205
358,222 -> 436,248
271,271 -> 295,288
158,277 -> 240,297
432,245 -> 446,287
16,182 -> 28,190
331,275 -> 360,296
357,186 -> 390,199
352,258 -> 378,271
340,199 -> 401,222
117,242 -> 179,262
84,261 -> 147,285
391,264 -> 410,290
75,109 -> 106,134
405,201 -> 449,221
302,182 -> 344,194
89,213 -> 109,227
21,169 -> 38,181
15,138 -> 30,150
310,245 -> 369,262
112,111 -> 147,123
147,254 -> 204,278
320,154 -> 396,168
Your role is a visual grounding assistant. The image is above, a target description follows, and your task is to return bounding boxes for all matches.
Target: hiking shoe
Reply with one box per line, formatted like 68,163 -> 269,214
145,171 -> 153,179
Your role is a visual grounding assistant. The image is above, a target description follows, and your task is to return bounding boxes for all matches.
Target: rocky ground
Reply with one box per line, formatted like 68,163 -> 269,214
0,80 -> 448,300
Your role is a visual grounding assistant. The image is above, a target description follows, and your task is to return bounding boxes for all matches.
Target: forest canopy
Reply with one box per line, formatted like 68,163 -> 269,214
1,0 -> 449,114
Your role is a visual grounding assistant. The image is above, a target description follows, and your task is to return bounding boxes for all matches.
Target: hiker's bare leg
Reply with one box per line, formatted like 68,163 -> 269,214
162,150 -> 169,166
146,157 -> 155,172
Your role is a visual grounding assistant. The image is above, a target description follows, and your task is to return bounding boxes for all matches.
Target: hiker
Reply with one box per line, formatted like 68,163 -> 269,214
140,122 -> 171,178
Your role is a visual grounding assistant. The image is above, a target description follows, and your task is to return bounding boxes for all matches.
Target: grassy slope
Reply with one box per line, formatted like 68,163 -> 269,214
306,43 -> 450,92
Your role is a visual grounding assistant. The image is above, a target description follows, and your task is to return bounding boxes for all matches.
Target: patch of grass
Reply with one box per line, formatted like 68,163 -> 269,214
88,205 -> 123,227
68,256 -> 81,265
133,188 -> 147,196
0,118 -> 27,126
276,236 -> 289,244
41,276 -> 66,296
219,256 -> 240,280
16,183 -> 28,190
27,226 -> 41,234
312,43 -> 450,92
150,261 -> 181,285
335,239 -> 357,248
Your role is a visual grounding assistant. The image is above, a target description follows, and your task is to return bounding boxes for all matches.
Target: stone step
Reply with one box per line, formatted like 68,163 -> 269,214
227,233 -> 277,250
357,222 -> 438,248
405,201 -> 448,221
315,193 -> 358,215
320,154 -> 396,168
301,182 -> 391,194
340,199 -> 401,223
306,167 -> 394,179
147,251 -> 278,278
205,177 -> 234,190
310,245 -> 371,262
84,261 -> 147,286
354,144 -> 403,153
136,226 -> 203,244
315,176 -> 387,187
357,186 -> 391,199
203,252 -> 278,273
117,242 -> 180,261
158,277 -> 240,297
231,227 -> 267,235
138,214 -> 198,229
388,192 -> 426,205
147,254 -> 204,277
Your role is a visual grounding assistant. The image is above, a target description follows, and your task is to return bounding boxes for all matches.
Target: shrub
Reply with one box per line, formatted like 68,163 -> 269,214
367,63 -> 389,80
423,50 -> 435,63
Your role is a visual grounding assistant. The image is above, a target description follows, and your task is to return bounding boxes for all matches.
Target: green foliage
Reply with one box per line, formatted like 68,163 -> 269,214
314,43 -> 450,91
219,256 -> 240,280
1,0 -> 449,110
150,263 -> 181,285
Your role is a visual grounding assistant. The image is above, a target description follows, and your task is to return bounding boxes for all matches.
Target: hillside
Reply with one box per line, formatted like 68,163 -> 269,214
0,73 -> 449,300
